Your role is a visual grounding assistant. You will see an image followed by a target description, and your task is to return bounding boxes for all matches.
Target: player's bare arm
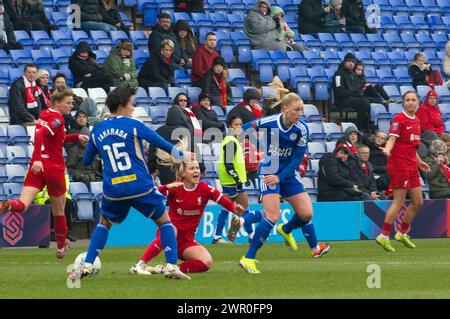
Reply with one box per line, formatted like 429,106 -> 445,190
381,135 -> 397,157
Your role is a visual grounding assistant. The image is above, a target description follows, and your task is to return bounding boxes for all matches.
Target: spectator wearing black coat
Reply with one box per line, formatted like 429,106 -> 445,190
147,124 -> 177,185
69,41 -> 112,92
174,19 -> 198,64
199,57 -> 233,109
362,131 -> 390,191
332,52 -> 370,131
8,63 -> 42,126
35,69 -> 51,110
317,143 -> 365,202
0,2 -> 22,52
174,0 -> 204,13
341,0 -> 378,34
226,88 -> 264,124
4,0 -> 46,33
26,0 -> 57,32
408,52 -> 444,89
355,145 -> 386,199
138,39 -> 175,92
148,12 -> 187,70
100,0 -> 130,34
71,0 -> 117,32
192,93 -> 225,134
298,0 -> 338,34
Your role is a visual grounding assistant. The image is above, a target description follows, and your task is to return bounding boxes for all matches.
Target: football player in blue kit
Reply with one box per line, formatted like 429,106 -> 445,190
78,84 -> 193,280
239,93 -> 331,274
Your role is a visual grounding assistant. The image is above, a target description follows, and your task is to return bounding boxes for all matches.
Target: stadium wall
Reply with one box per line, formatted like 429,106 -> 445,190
105,199 -> 450,247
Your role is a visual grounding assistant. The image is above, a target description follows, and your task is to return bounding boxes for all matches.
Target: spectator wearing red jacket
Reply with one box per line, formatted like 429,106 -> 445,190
191,32 -> 219,86
415,89 -> 445,137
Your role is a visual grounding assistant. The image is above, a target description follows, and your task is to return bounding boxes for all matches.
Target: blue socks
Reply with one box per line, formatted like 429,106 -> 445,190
282,215 -> 318,250
242,210 -> 263,237
85,224 -> 109,264
159,222 -> 178,265
245,217 -> 275,259
215,210 -> 229,237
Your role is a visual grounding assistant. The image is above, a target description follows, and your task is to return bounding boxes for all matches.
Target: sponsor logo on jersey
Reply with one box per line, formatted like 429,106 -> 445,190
409,134 -> 420,141
111,174 -> 137,185
268,144 -> 293,158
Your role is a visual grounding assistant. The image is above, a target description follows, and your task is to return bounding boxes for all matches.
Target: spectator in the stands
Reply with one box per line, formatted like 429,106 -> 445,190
138,39 -> 176,92
67,110 -> 102,186
8,63 -> 42,126
355,145 -> 386,200
298,0 -> 339,34
0,2 -> 22,52
174,0 -> 204,13
424,140 -> 450,199
174,19 -> 198,66
191,32 -> 219,87
443,41 -> 450,86
51,72 -> 101,126
415,89 -> 445,137
408,52 -> 444,89
317,143 -> 365,202
271,6 -> 308,51
148,12 -> 187,71
71,0 -> 117,32
332,52 -> 370,131
244,0 -> 292,51
337,125 -> 362,155
69,41 -> 112,93
100,0 -> 130,34
102,40 -> 138,88
4,0 -> 47,33
192,93 -> 225,136
341,0 -> 378,34
227,88 -> 264,124
26,0 -> 57,32
148,125 -> 177,185
199,56 -> 233,109
324,0 -> 346,32
166,92 -> 202,150
35,69 -> 51,110
355,61 -> 399,106
441,134 -> 450,158
362,131 -> 390,191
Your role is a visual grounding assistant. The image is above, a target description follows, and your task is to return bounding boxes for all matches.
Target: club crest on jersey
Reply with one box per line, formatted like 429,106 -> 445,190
197,197 -> 202,206
51,118 -> 62,129
269,184 -> 276,190
289,133 -> 297,141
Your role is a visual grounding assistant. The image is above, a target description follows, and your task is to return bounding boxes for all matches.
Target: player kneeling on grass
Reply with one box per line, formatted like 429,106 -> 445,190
78,84 -> 194,280
213,115 -> 263,244
376,91 -> 431,252
0,87 -> 88,259
130,152 -> 245,276
239,93 -> 330,274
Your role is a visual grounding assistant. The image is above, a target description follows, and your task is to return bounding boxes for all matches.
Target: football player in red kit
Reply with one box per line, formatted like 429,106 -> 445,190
376,91 -> 431,252
130,157 -> 244,275
0,87 -> 89,258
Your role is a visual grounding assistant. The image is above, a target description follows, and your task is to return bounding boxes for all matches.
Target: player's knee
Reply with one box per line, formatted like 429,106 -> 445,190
411,197 -> 423,210
301,212 -> 313,223
202,258 -> 212,270
99,216 -> 112,229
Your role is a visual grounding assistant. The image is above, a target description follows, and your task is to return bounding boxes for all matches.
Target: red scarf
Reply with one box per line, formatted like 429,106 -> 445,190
184,107 -> 202,136
213,74 -> 227,109
361,162 -> 369,176
165,56 -> 171,63
240,101 -> 264,118
439,163 -> 450,184
38,87 -> 52,109
23,76 -> 40,110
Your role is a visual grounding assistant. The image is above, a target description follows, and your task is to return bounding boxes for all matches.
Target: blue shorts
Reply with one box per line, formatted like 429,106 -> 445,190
221,185 -> 246,197
101,190 -> 166,224
259,171 -> 305,198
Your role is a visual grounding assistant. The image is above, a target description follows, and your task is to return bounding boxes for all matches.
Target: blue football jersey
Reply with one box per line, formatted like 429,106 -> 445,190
83,116 -> 183,200
243,114 -> 309,182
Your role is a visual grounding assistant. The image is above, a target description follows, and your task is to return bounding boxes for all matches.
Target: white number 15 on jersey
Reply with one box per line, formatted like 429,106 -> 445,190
103,142 -> 132,173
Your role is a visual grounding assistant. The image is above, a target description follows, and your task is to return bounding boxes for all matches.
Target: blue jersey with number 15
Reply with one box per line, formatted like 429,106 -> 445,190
82,116 -> 183,200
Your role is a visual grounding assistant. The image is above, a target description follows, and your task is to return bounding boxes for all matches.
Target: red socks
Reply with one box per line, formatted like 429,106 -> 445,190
141,237 -> 163,263
9,199 -> 25,213
400,221 -> 411,235
54,215 -> 67,250
381,222 -> 392,236
179,260 -> 209,273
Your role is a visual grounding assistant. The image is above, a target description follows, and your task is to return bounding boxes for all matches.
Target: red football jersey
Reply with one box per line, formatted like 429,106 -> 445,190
31,108 -> 78,170
388,111 -> 421,170
158,181 -> 235,237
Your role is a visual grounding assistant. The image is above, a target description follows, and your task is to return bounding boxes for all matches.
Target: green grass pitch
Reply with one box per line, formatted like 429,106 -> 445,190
2,239 -> 450,299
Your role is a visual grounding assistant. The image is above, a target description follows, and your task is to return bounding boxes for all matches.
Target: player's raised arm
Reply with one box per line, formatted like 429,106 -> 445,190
209,185 -> 244,216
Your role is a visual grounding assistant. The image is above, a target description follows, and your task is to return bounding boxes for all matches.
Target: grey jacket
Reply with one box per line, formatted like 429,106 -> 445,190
243,0 -> 288,51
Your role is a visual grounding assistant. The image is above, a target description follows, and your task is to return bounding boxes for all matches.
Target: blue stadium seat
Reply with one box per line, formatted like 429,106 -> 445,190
92,49 -> 108,64
129,31 -> 148,48
8,68 -> 21,83
69,182 -> 96,220
51,29 -> 73,46
388,103 -> 403,115
436,0 -> 450,9
259,65 -> 274,83
174,70 -> 191,88
434,86 -> 450,103
7,125 -> 30,145
289,67 -> 309,87
307,142 -> 326,159
31,49 -> 54,67
302,50 -> 324,65
6,145 -> 30,165
393,68 -> 411,84
51,47 -> 71,65
0,50 -> 11,65
314,82 -> 329,101
191,12 -> 213,27
133,49 -> 149,69
317,33 -> 338,47
439,103 -> 450,121
323,122 -> 343,141
376,69 -> 397,84
383,32 -> 403,48
90,30 -> 112,46
333,33 -> 354,48
31,30 -> 53,46
268,51 -> 290,64
228,68 -> 249,85
188,87 -> 202,103
299,34 -> 321,48
399,33 -> 420,48
251,50 -> 272,70
148,87 -> 172,105
71,30 -> 93,45
410,15 -> 428,30
51,11 -> 69,27
13,31 -> 34,47
349,33 -> 371,48
370,103 -> 390,122
366,33 -> 388,48
5,164 -> 26,183
3,183 -> 22,198
420,0 -> 440,11
10,50 -> 33,66
168,87 -> 187,100
307,66 -> 327,83
303,104 -> 323,122
393,15 -> 414,31
383,85 -> 402,99
431,32 -> 449,47
173,12 -> 191,22
230,86 -> 243,103
276,64 -> 290,82
286,51 -> 307,64
237,46 -> 251,64
297,83 -> 312,101
417,85 -> 432,100
134,87 -> 151,107
110,30 -> 129,45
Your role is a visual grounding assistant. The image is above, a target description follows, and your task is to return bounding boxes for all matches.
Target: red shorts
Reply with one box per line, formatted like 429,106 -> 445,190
387,167 -> 421,190
176,229 -> 201,260
24,168 -> 66,197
